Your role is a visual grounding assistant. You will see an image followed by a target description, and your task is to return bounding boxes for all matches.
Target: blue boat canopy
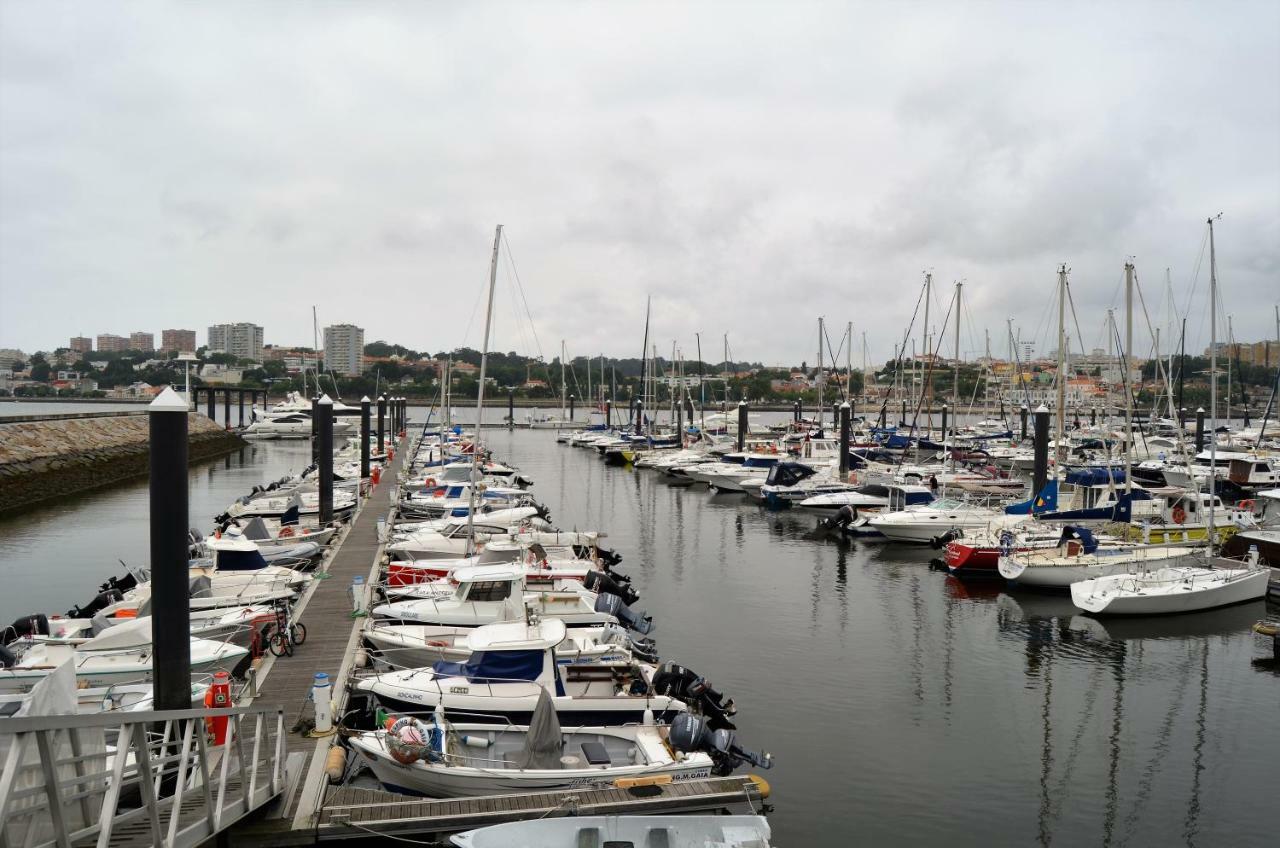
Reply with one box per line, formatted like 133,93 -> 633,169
1057,525 -> 1099,554
1065,468 -> 1125,486
432,649 -> 545,684
1004,479 -> 1059,515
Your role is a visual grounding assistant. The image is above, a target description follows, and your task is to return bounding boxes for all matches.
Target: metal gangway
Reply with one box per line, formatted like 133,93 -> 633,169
0,704 -> 286,848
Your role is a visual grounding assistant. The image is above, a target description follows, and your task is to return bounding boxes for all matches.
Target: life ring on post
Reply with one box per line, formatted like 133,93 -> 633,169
1171,505 -> 1187,525
1237,499 -> 1256,513
279,526 -> 295,538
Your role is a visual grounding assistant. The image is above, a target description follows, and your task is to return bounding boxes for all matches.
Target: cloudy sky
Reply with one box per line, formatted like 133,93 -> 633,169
2,1 -> 1277,367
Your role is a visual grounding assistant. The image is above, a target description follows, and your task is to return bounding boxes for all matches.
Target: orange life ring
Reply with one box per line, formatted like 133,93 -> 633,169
1237,499 -> 1256,513
423,478 -> 436,487
1171,505 -> 1186,525
279,526 -> 295,538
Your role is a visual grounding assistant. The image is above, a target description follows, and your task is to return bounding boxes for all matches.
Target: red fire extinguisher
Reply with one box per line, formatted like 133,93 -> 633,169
204,670 -> 232,745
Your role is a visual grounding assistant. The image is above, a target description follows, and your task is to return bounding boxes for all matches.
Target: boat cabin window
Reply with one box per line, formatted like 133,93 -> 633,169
464,580 -> 514,602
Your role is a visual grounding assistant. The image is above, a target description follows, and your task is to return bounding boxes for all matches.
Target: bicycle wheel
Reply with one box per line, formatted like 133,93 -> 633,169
290,623 -> 307,646
268,630 -> 292,657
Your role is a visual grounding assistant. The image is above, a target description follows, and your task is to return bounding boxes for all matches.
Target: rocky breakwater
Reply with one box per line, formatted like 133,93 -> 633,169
0,412 -> 246,512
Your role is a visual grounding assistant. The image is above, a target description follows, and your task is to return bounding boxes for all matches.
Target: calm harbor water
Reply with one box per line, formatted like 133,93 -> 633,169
1,423 -> 1275,845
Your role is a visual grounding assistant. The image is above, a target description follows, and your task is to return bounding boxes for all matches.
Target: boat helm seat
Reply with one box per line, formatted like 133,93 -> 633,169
581,741 -> 611,766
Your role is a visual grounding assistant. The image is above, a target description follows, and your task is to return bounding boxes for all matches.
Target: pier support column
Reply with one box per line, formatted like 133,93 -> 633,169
1032,405 -> 1050,497
1020,406 -> 1028,441
736,400 -> 748,451
569,394 -> 575,422
605,399 -> 612,428
238,390 -> 245,427
206,388 -> 215,422
900,400 -> 907,427
223,389 -> 230,430
793,400 -> 801,423
839,401 -> 851,477
149,387 -> 191,710
311,397 -> 320,463
377,395 -> 386,454
318,394 -> 334,525
1090,406 -> 1096,426
1179,407 -> 1187,433
360,396 -> 371,480
508,390 -> 515,429
635,400 -> 644,436
684,396 -> 694,429
1195,407 -> 1206,453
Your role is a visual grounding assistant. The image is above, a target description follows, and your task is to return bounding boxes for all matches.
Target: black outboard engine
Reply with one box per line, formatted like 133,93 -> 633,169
820,504 -> 857,534
3,613 -> 50,646
668,713 -> 772,776
66,588 -> 123,620
652,662 -> 736,730
931,527 -> 963,549
102,573 -> 138,596
596,546 -> 625,568
594,593 -> 654,635
584,571 -> 640,606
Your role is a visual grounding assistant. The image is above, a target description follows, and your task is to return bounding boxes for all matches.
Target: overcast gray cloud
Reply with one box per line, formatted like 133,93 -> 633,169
1,1 -> 1277,366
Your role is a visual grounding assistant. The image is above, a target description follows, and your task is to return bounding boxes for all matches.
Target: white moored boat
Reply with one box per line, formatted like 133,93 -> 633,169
449,815 -> 773,848
998,526 -> 1199,589
1070,561 -> 1269,615
348,696 -> 770,798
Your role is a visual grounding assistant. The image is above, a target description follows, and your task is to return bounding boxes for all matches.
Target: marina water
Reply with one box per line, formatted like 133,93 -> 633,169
1,426 -> 1276,845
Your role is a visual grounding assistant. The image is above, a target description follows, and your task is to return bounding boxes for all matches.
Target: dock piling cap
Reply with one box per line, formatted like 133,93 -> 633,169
318,394 -> 333,406
149,386 -> 189,412
314,672 -> 330,685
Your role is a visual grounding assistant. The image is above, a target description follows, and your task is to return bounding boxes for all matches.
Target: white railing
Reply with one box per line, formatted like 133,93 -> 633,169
0,704 -> 285,848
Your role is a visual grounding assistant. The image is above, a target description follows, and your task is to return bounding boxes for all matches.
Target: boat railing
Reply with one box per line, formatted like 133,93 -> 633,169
0,703 -> 286,848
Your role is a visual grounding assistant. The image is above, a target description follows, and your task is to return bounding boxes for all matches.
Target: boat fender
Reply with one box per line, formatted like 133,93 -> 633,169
325,746 -> 347,783
747,773 -> 772,799
459,734 -> 491,749
0,644 -> 16,669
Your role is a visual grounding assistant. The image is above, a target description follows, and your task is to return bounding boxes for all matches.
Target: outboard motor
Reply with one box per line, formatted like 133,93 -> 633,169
593,593 -> 654,635
584,571 -> 640,606
3,613 -> 50,645
598,622 -> 660,664
101,573 -> 138,595
214,512 -> 231,525
66,589 -> 123,620
931,528 -> 963,549
820,504 -> 857,534
668,713 -> 772,776
595,546 -> 625,568
652,662 -> 736,729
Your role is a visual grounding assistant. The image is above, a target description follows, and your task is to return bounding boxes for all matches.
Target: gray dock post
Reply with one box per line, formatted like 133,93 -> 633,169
149,387 -> 191,710
1090,406 -> 1096,426
605,399 -> 612,428
635,400 -> 644,435
839,401 -> 851,476
508,390 -> 515,428
206,387 -> 215,422
900,400 -> 907,427
318,394 -> 333,525
684,396 -> 694,427
1195,407 -> 1206,453
736,399 -> 747,451
360,396 -> 371,480
377,395 -> 386,454
223,389 -> 230,430
238,389 -> 245,427
1032,404 -> 1050,498
1020,405 -> 1028,441
569,394 -> 575,421
793,400 -> 800,423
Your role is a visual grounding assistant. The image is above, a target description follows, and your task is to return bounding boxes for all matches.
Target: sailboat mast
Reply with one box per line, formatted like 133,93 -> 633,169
1124,261 -> 1134,495
846,321 -> 853,403
1056,265 -> 1068,472
696,332 -> 705,434
639,298 -> 651,430
817,317 -> 825,427
1207,216 -> 1220,549
922,273 -> 932,429
466,224 -> 502,552
560,340 -> 567,420
952,282 -> 962,471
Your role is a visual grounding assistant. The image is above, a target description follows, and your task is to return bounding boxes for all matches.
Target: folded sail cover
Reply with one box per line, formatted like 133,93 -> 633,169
1004,479 -> 1059,515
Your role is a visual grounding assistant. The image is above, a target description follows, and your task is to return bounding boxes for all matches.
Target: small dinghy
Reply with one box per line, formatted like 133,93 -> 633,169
450,815 -> 774,848
347,695 -> 770,798
0,617 -> 248,691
